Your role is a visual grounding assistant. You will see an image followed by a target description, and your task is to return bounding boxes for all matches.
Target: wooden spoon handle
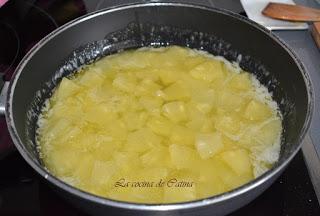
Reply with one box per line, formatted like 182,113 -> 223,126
262,3 -> 320,22
311,22 -> 320,49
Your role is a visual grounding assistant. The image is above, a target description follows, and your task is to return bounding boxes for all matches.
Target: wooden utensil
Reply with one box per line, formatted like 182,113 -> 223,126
311,22 -> 320,49
262,3 -> 320,22
262,3 -> 320,49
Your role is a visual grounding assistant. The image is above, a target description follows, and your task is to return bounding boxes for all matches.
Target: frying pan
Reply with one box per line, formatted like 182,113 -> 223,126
0,3 -> 313,216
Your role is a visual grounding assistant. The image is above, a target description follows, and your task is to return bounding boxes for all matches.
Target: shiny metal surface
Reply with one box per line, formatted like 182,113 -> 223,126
0,81 -> 8,115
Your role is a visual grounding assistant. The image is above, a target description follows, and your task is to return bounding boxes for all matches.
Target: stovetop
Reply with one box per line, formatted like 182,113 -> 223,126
0,0 -> 320,215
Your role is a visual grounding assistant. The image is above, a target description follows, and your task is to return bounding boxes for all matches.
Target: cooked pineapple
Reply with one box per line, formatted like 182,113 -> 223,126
244,100 -> 272,121
195,132 -> 223,159
162,101 -> 188,123
38,46 -> 282,204
162,81 -> 190,101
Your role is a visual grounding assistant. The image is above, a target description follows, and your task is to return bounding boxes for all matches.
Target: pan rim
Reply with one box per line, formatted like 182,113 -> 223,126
5,1 -> 314,212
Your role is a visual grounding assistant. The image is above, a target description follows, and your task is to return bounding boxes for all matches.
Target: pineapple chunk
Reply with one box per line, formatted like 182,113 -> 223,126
140,145 -> 171,167
189,60 -> 224,82
169,144 -> 199,169
91,160 -> 118,186
215,115 -> 242,139
112,74 -> 137,93
113,151 -> 141,172
147,116 -> 174,136
125,128 -> 162,153
218,91 -> 245,112
139,96 -> 163,112
83,104 -> 118,127
216,159 -> 251,189
55,78 -> 81,99
244,100 -> 272,121
135,79 -> 162,96
170,125 -> 195,146
163,81 -> 190,101
197,174 -> 227,198
195,132 -> 223,159
254,118 -> 282,146
228,73 -> 252,91
92,140 -> 122,161
73,154 -> 95,183
220,149 -> 253,176
122,111 -> 148,131
79,70 -> 104,87
104,120 -> 128,141
46,118 -> 72,140
162,101 -> 188,123
158,68 -> 182,85
48,147 -> 81,176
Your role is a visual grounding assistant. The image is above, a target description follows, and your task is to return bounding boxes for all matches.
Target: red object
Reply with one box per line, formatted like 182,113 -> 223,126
0,0 -> 8,7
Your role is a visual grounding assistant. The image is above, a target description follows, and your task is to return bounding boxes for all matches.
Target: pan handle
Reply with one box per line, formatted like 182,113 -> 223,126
0,81 -> 9,115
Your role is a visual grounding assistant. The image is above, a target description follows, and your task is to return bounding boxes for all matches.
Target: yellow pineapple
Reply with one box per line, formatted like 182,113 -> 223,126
162,101 -> 188,123
195,132 -> 224,159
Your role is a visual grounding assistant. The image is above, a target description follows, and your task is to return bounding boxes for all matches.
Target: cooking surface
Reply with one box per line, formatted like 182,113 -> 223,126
0,0 -> 320,215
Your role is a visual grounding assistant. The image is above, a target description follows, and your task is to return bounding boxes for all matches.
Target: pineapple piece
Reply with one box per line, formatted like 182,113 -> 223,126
220,149 -> 253,176
186,102 -> 208,130
253,118 -> 282,146
134,69 -> 159,82
195,132 -> 224,159
228,73 -> 252,91
184,55 -> 206,68
113,151 -> 141,172
46,118 -> 72,140
139,96 -> 163,112
244,100 -> 272,121
50,125 -> 81,146
163,81 -> 190,101
104,120 -> 128,141
213,158 -> 251,189
147,116 -> 174,136
122,111 -> 148,131
135,79 -> 162,96
48,147 -> 81,176
196,159 -> 228,192
91,160 -> 118,186
73,154 -> 95,184
169,144 -> 199,169
84,104 -> 118,127
125,128 -> 162,153
189,60 -> 224,82
170,125 -> 195,146
162,101 -> 188,123
215,115 -> 242,140
55,78 -> 81,100
218,91 -> 245,112
140,145 -> 171,168
112,74 -> 137,93
78,70 -> 105,87
92,140 -> 122,161
191,88 -> 216,106
157,68 -> 183,85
